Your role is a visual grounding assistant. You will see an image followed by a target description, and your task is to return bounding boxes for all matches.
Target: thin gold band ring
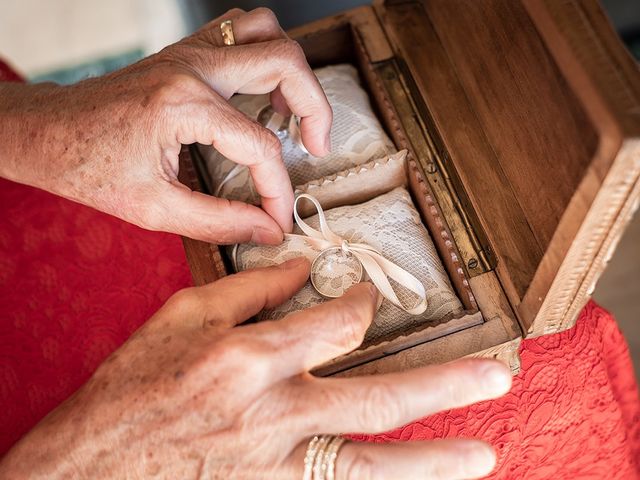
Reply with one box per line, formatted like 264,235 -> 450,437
220,19 -> 236,46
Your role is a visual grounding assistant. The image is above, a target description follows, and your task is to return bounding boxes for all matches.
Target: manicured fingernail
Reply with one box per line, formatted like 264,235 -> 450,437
281,257 -> 308,270
251,226 -> 283,245
480,361 -> 512,395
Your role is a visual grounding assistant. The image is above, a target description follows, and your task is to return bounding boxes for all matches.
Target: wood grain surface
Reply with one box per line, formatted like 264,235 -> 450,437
378,0 -> 640,335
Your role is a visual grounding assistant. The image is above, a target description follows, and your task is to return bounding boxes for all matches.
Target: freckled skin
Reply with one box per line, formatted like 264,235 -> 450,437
0,259 -> 509,480
0,7 -> 336,245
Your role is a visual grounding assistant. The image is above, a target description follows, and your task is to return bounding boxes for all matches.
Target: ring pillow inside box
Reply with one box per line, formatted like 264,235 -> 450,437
234,152 -> 471,374
179,0 -> 640,377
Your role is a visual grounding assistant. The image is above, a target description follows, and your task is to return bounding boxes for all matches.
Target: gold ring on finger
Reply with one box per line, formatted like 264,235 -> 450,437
302,434 -> 347,480
220,20 -> 236,46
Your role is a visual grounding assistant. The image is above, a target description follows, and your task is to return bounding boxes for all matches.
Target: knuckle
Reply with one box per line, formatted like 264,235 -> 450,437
224,8 -> 245,17
193,196 -> 238,243
251,125 -> 281,163
343,451 -> 379,480
208,335 -> 269,369
163,71 -> 195,89
277,38 -> 306,63
334,302 -> 367,350
149,71 -> 205,110
157,72 -> 190,98
253,7 -> 278,26
166,287 -> 199,309
358,382 -> 402,432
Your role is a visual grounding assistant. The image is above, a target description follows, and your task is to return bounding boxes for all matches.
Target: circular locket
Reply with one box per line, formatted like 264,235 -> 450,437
310,247 -> 363,298
257,105 -> 289,140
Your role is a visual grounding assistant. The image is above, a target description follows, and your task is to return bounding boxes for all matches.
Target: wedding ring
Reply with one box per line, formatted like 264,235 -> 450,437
220,20 -> 236,46
303,435 -> 347,480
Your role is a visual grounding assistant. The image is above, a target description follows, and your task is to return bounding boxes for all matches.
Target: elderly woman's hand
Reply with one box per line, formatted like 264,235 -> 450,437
0,8 -> 331,244
0,258 -> 511,479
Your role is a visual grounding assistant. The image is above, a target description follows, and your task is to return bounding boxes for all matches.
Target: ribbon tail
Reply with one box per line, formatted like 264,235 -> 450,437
288,192 -> 427,316
351,250 -> 428,315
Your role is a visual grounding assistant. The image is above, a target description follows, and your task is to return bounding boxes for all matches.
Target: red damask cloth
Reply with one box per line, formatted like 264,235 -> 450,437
1,61 -> 639,478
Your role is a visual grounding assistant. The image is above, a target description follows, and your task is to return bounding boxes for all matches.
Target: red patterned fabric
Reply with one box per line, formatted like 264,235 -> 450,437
0,178 -> 193,454
356,301 -> 640,479
1,60 -> 639,478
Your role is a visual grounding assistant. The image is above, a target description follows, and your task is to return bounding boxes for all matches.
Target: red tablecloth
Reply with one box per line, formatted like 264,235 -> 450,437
1,61 -> 639,479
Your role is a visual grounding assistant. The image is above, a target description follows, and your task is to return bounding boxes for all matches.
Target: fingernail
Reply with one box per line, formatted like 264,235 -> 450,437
479,443 -> 497,468
464,442 -> 497,476
283,217 -> 294,234
365,282 -> 379,302
281,257 -> 308,270
479,361 -> 512,395
251,226 -> 283,245
324,132 -> 332,155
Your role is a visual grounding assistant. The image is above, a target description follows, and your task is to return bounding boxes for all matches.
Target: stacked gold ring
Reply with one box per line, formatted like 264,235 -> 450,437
303,435 -> 347,480
220,20 -> 236,46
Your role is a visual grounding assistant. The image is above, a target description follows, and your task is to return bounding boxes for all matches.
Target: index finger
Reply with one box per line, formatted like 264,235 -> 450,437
185,36 -> 333,157
228,40 -> 333,157
155,257 -> 311,332
246,282 -> 379,381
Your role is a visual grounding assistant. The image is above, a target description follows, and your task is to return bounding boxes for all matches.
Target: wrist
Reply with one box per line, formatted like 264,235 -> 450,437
0,393 -> 117,479
0,82 -> 71,190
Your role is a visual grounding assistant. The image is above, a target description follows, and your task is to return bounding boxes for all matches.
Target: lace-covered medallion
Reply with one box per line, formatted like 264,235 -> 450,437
310,248 -> 363,298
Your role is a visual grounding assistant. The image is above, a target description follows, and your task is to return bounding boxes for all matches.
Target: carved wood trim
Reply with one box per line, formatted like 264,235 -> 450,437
529,140 -> 640,336
465,338 -> 522,376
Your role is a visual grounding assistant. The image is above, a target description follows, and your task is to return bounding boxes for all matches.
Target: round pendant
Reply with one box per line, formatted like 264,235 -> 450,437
257,105 -> 289,140
310,247 -> 363,298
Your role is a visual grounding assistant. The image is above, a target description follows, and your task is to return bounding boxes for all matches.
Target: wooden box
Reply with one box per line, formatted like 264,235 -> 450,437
178,0 -> 640,376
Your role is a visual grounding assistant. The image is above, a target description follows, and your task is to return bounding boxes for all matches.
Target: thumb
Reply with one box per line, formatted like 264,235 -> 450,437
157,182 -> 284,245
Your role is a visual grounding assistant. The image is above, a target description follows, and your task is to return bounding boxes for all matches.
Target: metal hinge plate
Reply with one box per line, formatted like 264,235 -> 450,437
376,59 -> 496,276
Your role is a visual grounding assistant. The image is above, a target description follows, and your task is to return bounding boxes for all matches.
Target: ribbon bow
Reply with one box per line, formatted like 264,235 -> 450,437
286,194 -> 428,315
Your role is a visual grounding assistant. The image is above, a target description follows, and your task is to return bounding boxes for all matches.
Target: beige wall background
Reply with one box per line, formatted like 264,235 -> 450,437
0,0 -> 186,76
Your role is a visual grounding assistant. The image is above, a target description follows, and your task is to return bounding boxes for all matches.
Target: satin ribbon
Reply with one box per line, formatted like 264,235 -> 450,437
215,109 -> 307,197
286,194 -> 428,315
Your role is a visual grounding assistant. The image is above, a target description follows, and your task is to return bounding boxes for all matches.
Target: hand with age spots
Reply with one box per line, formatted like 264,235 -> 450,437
0,258 -> 511,479
0,8 -> 333,244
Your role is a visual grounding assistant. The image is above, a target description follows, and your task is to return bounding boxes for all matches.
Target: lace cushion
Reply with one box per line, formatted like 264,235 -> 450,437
200,64 -> 396,204
236,187 -> 463,347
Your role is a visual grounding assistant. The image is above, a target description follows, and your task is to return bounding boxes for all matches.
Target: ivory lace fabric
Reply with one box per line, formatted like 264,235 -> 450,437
236,187 -> 463,346
199,64 -> 396,203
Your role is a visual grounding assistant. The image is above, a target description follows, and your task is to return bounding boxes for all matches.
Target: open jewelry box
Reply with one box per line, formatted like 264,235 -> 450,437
178,0 -> 640,376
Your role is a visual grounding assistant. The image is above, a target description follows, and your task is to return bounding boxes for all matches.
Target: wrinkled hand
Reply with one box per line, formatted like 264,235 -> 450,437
0,8 -> 331,244
0,258 -> 512,479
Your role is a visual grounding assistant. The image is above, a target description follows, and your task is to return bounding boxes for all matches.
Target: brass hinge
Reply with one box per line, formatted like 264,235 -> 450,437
376,59 -> 495,276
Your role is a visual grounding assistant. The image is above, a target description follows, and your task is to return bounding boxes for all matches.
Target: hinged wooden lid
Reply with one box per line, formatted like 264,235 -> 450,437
375,0 -> 640,335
